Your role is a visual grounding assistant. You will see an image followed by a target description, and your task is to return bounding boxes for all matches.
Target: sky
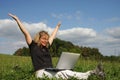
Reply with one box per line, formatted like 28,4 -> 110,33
0,0 -> 120,56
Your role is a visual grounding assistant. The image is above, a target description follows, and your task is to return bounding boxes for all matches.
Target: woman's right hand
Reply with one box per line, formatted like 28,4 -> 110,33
8,13 -> 32,45
8,13 -> 19,20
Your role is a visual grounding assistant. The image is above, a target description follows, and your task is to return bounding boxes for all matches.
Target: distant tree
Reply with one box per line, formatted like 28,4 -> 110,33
14,47 -> 30,56
13,48 -> 23,56
13,38 -> 105,60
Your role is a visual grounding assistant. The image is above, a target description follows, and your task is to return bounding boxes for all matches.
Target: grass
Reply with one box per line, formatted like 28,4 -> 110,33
0,54 -> 120,80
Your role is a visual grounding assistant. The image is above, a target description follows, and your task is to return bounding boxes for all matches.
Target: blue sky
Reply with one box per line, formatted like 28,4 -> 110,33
0,0 -> 120,56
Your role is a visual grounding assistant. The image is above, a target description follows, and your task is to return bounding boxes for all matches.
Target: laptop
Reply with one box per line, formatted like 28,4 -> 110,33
45,52 -> 80,72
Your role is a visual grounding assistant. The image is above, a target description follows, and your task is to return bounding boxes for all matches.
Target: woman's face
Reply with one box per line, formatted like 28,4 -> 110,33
39,34 -> 49,46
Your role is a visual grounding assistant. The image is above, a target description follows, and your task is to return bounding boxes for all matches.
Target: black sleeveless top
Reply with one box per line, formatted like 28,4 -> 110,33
29,41 -> 53,71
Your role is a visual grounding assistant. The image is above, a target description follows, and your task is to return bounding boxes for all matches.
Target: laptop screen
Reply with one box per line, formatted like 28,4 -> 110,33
56,52 -> 80,69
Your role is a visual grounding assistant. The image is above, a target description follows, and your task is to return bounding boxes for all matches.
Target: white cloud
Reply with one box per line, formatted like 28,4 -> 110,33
0,19 -> 120,56
51,13 -> 64,19
51,11 -> 82,20
58,27 -> 96,43
106,27 -> 120,39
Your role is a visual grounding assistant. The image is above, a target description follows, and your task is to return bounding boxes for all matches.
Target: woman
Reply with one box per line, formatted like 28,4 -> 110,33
9,13 -> 105,79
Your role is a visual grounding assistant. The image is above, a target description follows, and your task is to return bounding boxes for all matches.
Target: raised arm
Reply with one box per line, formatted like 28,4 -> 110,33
8,13 -> 32,45
49,22 -> 61,45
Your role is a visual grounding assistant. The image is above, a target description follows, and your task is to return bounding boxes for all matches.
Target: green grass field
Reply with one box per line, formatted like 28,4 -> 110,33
0,54 -> 120,80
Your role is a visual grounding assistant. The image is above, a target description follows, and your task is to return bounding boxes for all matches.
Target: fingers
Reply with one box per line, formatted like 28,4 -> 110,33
57,21 -> 61,27
8,13 -> 18,20
8,13 -> 14,17
58,21 -> 61,24
8,13 -> 12,16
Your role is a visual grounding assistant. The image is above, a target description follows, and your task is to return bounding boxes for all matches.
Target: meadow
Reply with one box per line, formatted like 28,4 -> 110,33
0,54 -> 120,80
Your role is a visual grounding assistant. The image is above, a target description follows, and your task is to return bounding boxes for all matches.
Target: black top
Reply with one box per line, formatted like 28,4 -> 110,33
29,41 -> 53,71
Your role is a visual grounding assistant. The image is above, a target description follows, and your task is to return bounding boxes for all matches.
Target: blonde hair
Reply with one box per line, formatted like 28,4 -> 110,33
33,31 -> 49,46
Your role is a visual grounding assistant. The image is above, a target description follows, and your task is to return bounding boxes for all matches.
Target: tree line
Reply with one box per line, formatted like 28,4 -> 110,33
13,38 -> 120,61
